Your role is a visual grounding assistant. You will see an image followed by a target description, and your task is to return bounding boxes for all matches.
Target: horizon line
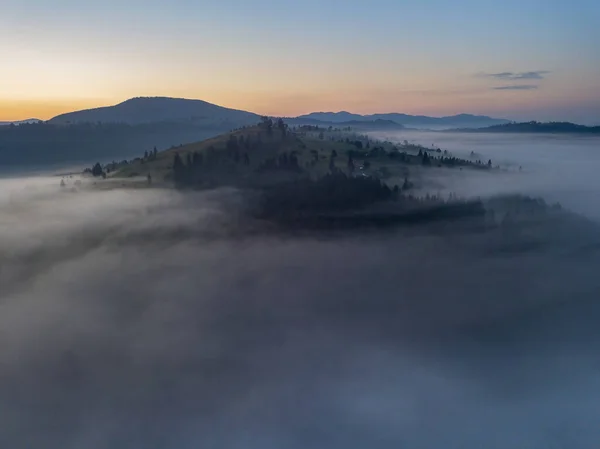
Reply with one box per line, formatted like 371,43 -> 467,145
2,95 -> 517,122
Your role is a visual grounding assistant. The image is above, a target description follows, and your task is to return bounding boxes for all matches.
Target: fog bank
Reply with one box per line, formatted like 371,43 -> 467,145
1,175 -> 600,449
371,131 -> 600,221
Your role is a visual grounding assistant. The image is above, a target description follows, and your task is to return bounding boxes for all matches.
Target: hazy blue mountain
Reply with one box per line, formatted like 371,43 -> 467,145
452,121 -> 600,134
371,113 -> 509,128
288,117 -> 405,130
295,111 -> 365,123
49,97 -> 260,126
338,119 -> 405,130
296,111 -> 510,129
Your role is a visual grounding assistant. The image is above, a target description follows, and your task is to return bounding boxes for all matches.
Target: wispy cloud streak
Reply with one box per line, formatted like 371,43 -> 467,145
480,70 -> 550,80
493,85 -> 538,91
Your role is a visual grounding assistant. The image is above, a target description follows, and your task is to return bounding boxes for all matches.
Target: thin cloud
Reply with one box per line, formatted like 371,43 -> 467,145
479,71 -> 550,80
493,85 -> 539,91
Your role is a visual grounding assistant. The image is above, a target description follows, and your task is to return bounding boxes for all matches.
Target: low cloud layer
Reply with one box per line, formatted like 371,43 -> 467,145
2,162 -> 600,448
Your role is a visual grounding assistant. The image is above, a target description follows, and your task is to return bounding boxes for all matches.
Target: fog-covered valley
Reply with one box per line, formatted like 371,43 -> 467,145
2,132 -> 600,448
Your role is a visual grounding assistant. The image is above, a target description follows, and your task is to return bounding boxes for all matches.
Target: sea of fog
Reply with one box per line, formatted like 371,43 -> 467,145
2,133 -> 600,449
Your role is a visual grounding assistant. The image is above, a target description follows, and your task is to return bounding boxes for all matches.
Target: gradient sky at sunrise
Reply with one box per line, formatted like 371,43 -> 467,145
1,0 -> 599,123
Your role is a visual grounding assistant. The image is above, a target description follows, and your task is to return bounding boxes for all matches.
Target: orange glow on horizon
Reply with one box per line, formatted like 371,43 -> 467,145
0,98 -> 119,122
0,89 -> 496,121
0,85 -> 592,122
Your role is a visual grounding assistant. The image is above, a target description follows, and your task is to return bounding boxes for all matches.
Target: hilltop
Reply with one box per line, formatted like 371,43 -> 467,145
49,97 -> 260,126
109,119 -> 497,190
113,121 -> 308,187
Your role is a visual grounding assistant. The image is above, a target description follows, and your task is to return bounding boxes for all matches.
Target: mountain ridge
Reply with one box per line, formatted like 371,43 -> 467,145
452,121 -> 600,134
295,111 -> 510,128
47,97 -> 510,129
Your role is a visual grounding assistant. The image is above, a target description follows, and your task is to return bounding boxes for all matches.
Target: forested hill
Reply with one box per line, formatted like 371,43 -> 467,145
111,120 -> 496,188
453,121 -> 600,134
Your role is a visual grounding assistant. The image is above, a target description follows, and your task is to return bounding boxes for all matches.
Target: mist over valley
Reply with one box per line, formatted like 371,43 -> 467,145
2,118 -> 600,448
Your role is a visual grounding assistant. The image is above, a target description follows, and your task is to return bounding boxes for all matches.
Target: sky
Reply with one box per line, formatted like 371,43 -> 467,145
1,0 -> 599,123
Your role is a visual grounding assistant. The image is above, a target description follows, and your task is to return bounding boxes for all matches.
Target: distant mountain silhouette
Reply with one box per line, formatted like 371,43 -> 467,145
296,111 -> 509,129
47,96 -> 507,130
295,111 -> 365,122
49,97 -> 260,126
287,117 -> 405,130
338,119 -> 405,130
0,119 -> 41,126
453,121 -> 600,134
